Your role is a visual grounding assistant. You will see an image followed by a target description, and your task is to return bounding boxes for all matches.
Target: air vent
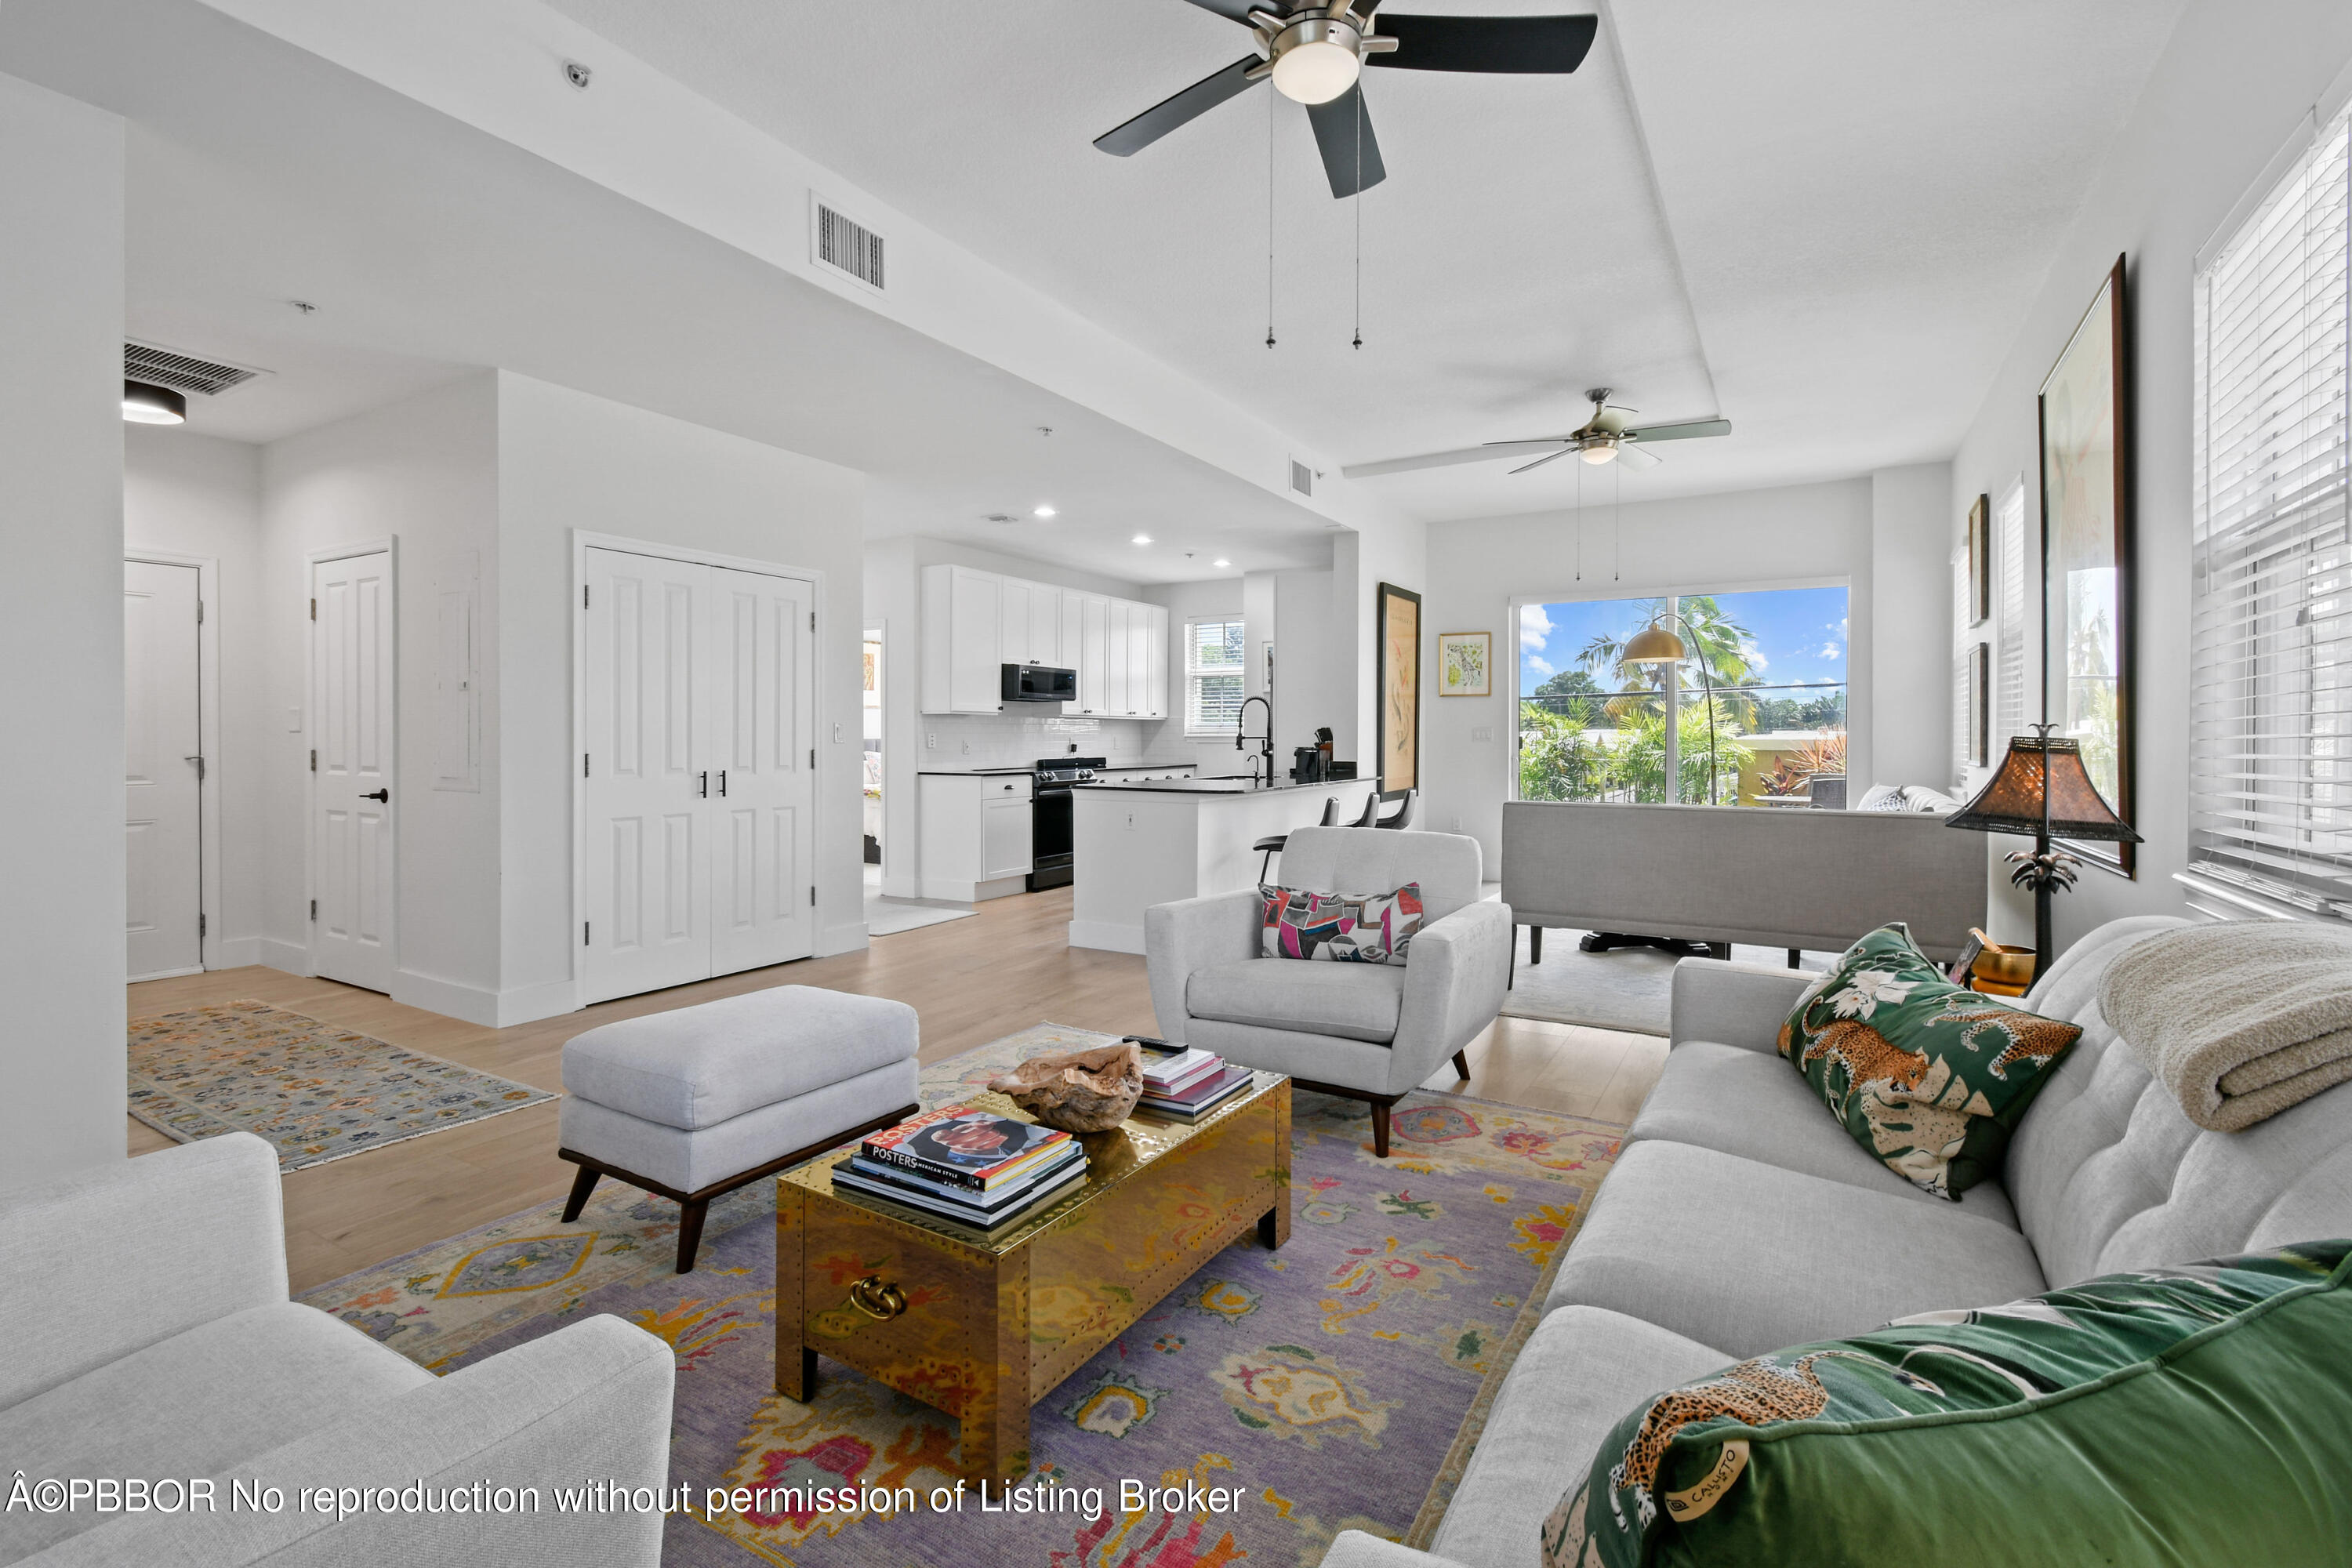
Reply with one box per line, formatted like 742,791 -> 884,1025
124,341 -> 264,398
1289,459 -> 1314,498
812,198 -> 885,291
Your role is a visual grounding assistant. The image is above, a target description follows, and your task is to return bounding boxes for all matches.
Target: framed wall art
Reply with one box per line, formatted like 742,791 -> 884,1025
1377,583 -> 1421,792
1966,493 -> 1991,627
1436,631 -> 1491,697
2038,254 -> 2135,875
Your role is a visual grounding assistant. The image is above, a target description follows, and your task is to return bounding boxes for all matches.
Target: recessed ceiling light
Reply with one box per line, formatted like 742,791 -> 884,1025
1131,534 -> 1152,545
1213,558 -> 1231,568
1034,504 -> 1057,518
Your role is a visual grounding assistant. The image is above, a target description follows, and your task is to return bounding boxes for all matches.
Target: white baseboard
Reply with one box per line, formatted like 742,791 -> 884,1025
1067,919 -> 1144,956
129,965 -> 204,984
253,938 -> 311,976
919,875 -> 1027,903
494,978 -> 583,1028
206,936 -> 261,969
880,873 -> 920,899
818,921 -> 871,957
392,967 -> 502,1028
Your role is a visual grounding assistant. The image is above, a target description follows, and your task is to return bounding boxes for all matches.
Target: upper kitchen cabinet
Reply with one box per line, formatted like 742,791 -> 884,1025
1000,576 -> 1062,669
924,563 -> 1163,718
920,564 -> 1001,713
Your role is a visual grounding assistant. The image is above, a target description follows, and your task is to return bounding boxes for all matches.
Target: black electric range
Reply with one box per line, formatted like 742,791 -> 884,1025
1026,755 -> 1102,891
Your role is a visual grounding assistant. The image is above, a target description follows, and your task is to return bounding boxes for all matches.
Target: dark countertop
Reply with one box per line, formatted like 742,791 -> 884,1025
1073,775 -> 1373,797
916,767 -> 1032,776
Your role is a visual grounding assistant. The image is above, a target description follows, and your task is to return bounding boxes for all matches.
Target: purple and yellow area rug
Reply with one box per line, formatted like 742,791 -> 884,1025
299,1025 -> 1623,1565
129,1000 -> 553,1173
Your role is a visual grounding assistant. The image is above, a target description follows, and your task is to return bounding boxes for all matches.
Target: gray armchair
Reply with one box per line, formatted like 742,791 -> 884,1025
1145,827 -> 1512,1156
0,1133 -> 674,1566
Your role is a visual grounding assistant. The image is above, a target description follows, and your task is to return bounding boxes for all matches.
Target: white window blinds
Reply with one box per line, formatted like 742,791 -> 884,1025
1995,481 -> 2029,742
2190,103 -> 2352,917
1186,619 -> 1245,735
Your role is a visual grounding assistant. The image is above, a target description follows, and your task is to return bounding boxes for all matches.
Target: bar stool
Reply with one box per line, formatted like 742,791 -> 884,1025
1345,793 -> 1382,827
1373,789 -> 1418,829
1256,797 -> 1339,883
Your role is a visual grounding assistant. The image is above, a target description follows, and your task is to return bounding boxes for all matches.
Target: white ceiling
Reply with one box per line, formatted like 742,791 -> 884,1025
540,0 -> 2186,519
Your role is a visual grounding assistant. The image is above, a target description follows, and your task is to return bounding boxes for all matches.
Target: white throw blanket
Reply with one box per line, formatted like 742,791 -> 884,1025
2100,921 -> 2352,1132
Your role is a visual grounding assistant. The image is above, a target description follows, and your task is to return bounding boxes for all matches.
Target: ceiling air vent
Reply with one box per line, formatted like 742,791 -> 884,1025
812,197 -> 885,292
124,341 -> 264,397
1289,459 -> 1314,498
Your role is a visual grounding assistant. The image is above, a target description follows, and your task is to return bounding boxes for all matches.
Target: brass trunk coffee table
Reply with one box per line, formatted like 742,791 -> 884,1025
777,1072 -> 1291,1483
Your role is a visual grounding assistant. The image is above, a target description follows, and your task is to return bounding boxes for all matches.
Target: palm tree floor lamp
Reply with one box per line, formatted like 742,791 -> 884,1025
1621,615 -> 1721,804
1944,724 -> 2140,976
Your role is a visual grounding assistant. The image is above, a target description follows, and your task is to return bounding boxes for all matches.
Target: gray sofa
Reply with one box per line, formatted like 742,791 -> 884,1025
0,1132 -> 673,1566
1326,915 -> 2352,1568
1145,826 -> 1513,1156
1501,799 -> 1987,963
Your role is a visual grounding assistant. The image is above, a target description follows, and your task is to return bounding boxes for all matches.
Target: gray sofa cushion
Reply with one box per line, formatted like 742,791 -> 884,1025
1275,826 -> 1484,924
1186,958 -> 1406,1044
1628,1041 -> 2021,1229
0,1301 -> 430,1558
1544,1140 -> 2047,1357
561,985 -> 917,1130
1427,1306 -> 1730,1568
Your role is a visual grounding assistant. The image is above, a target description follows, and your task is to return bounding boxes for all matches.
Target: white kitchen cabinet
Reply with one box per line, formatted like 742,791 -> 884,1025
1069,593 -> 1109,716
918,771 -> 1033,901
1149,604 -> 1171,718
1000,578 -> 1062,669
1105,600 -> 1133,716
1127,606 -> 1155,718
920,564 -> 1004,714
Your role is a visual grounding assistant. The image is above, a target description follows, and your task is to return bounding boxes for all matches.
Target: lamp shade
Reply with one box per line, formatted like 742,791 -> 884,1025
1620,623 -> 1688,665
1946,734 -> 2140,841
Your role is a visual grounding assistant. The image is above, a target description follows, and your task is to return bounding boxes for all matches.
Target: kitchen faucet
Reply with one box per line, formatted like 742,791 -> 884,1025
1236,695 -> 1275,787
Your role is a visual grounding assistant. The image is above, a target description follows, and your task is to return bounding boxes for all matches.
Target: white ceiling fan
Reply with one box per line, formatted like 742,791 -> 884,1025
1341,388 -> 1730,478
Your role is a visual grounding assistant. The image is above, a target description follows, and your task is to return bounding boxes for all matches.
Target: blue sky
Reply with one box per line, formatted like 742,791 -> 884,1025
1518,586 -> 1849,695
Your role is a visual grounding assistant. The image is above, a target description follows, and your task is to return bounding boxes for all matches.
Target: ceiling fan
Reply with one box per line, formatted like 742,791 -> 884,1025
1094,1 -> 1599,198
1341,389 -> 1732,478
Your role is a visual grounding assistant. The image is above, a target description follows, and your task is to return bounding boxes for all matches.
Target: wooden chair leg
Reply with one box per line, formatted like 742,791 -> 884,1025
1370,1102 -> 1392,1158
560,1163 -> 600,1224
675,1196 -> 710,1274
1452,1050 -> 1471,1081
1530,926 -> 1543,964
1788,948 -> 1802,970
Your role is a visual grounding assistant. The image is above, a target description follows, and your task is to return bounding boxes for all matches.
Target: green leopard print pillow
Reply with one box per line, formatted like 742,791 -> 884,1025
1541,1240 -> 2352,1568
1776,923 -> 2081,1198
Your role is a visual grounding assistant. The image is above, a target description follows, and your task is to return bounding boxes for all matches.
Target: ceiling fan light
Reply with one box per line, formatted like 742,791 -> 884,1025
1271,33 -> 1360,104
122,379 -> 186,425
1577,439 -> 1618,465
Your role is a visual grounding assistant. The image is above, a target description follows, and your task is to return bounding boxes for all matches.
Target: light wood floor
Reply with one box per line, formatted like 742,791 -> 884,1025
128,886 -> 1666,1294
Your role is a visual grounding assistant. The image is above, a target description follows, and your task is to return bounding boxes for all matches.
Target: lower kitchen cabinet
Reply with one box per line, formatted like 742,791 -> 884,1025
916,772 -> 1033,902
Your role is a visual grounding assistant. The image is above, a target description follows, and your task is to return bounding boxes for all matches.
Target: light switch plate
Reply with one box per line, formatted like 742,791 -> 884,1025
1472,726 -> 1494,742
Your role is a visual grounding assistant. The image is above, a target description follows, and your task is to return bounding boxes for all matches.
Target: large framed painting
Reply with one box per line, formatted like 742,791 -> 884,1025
2039,254 -> 2134,876
1437,631 -> 1491,697
1377,583 -> 1421,792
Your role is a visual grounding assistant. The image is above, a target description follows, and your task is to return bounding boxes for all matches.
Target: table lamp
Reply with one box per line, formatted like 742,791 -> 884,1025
1945,724 -> 2140,977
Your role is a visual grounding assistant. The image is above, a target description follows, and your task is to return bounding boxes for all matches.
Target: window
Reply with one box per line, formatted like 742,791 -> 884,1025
2189,100 -> 2352,919
1994,481 -> 2029,742
1186,619 -> 1245,735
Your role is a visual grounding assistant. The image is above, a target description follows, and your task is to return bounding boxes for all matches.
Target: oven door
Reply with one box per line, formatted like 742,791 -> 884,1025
1028,787 -> 1074,890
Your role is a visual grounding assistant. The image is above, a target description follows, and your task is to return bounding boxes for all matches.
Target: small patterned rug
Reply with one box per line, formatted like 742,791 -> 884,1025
300,1024 -> 1624,1565
129,1000 -> 553,1173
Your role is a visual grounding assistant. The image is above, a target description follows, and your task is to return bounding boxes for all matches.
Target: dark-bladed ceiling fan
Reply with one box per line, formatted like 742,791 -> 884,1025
1341,389 -> 1732,477
1094,0 -> 1599,198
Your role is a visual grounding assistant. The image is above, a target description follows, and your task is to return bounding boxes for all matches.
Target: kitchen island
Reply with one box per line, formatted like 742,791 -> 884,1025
1066,775 -> 1381,953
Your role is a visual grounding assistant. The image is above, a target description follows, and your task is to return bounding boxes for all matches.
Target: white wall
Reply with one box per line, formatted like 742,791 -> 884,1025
1273,569 -> 1341,756
0,71 -> 125,1186
1871,462 -> 1956,789
498,372 -> 869,1003
260,373 -> 503,1006
1948,0 -> 2352,953
1421,478 -> 1876,862
124,427 -> 270,964
1141,578 -> 1246,775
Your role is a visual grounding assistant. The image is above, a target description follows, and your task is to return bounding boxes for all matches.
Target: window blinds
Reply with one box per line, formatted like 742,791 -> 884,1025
1186,619 -> 1246,734
1995,482 -> 2029,742
2190,103 -> 2352,917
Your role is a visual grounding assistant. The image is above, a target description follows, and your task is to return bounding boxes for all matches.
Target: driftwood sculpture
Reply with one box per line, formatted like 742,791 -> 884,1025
988,1042 -> 1143,1133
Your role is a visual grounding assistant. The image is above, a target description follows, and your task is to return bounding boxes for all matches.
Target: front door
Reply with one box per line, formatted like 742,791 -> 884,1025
311,550 -> 396,993
125,560 -> 203,980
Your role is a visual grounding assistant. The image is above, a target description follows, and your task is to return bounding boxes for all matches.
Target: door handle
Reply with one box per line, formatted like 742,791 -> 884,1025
698,771 -> 709,798
716,770 -> 728,797
361,788 -> 390,803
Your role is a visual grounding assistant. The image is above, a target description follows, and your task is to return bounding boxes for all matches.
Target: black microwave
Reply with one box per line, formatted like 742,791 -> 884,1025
1001,663 -> 1077,703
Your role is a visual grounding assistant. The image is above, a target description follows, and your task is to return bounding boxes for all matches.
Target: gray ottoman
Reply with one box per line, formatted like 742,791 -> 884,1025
557,985 -> 920,1271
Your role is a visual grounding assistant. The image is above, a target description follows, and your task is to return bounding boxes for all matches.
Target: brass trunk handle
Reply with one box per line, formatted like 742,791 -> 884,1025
848,1275 -> 907,1320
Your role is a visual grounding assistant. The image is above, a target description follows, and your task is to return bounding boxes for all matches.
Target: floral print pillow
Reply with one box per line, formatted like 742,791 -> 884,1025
1776,924 -> 2082,1199
1258,883 -> 1423,964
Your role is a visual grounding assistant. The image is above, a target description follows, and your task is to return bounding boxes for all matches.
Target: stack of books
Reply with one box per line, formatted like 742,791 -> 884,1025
831,1106 -> 1087,1231
1134,1043 -> 1255,1122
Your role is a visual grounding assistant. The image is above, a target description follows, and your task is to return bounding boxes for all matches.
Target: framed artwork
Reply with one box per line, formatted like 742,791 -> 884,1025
1377,583 -> 1421,792
1969,641 -> 1991,768
1436,631 -> 1491,697
2038,254 -> 2135,876
1966,494 -> 1991,627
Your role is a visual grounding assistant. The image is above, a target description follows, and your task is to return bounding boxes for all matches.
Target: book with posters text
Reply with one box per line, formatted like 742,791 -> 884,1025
860,1105 -> 1072,1192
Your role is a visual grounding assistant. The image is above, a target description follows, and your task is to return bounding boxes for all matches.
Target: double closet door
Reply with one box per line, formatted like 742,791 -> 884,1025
581,547 -> 817,1004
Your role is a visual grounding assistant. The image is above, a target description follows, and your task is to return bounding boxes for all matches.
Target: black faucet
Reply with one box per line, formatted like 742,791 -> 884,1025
1237,695 -> 1275,787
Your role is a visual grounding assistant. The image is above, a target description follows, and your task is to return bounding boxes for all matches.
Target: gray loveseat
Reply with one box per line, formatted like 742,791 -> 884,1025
0,1132 -> 674,1566
1326,915 -> 2352,1568
1501,800 -> 1987,963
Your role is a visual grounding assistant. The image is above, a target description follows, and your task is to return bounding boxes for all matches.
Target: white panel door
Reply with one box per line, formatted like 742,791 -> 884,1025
708,566 -> 817,977
125,561 -> 202,980
582,548 -> 713,1004
311,550 -> 396,993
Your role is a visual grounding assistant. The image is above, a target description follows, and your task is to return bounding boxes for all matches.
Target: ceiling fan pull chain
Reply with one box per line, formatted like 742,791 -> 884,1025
1265,85 -> 1277,349
1574,460 -> 1583,582
1352,85 -> 1363,350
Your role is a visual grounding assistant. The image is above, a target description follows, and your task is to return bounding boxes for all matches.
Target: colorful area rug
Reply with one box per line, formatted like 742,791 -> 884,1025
129,1000 -> 553,1173
299,1024 -> 1624,1565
